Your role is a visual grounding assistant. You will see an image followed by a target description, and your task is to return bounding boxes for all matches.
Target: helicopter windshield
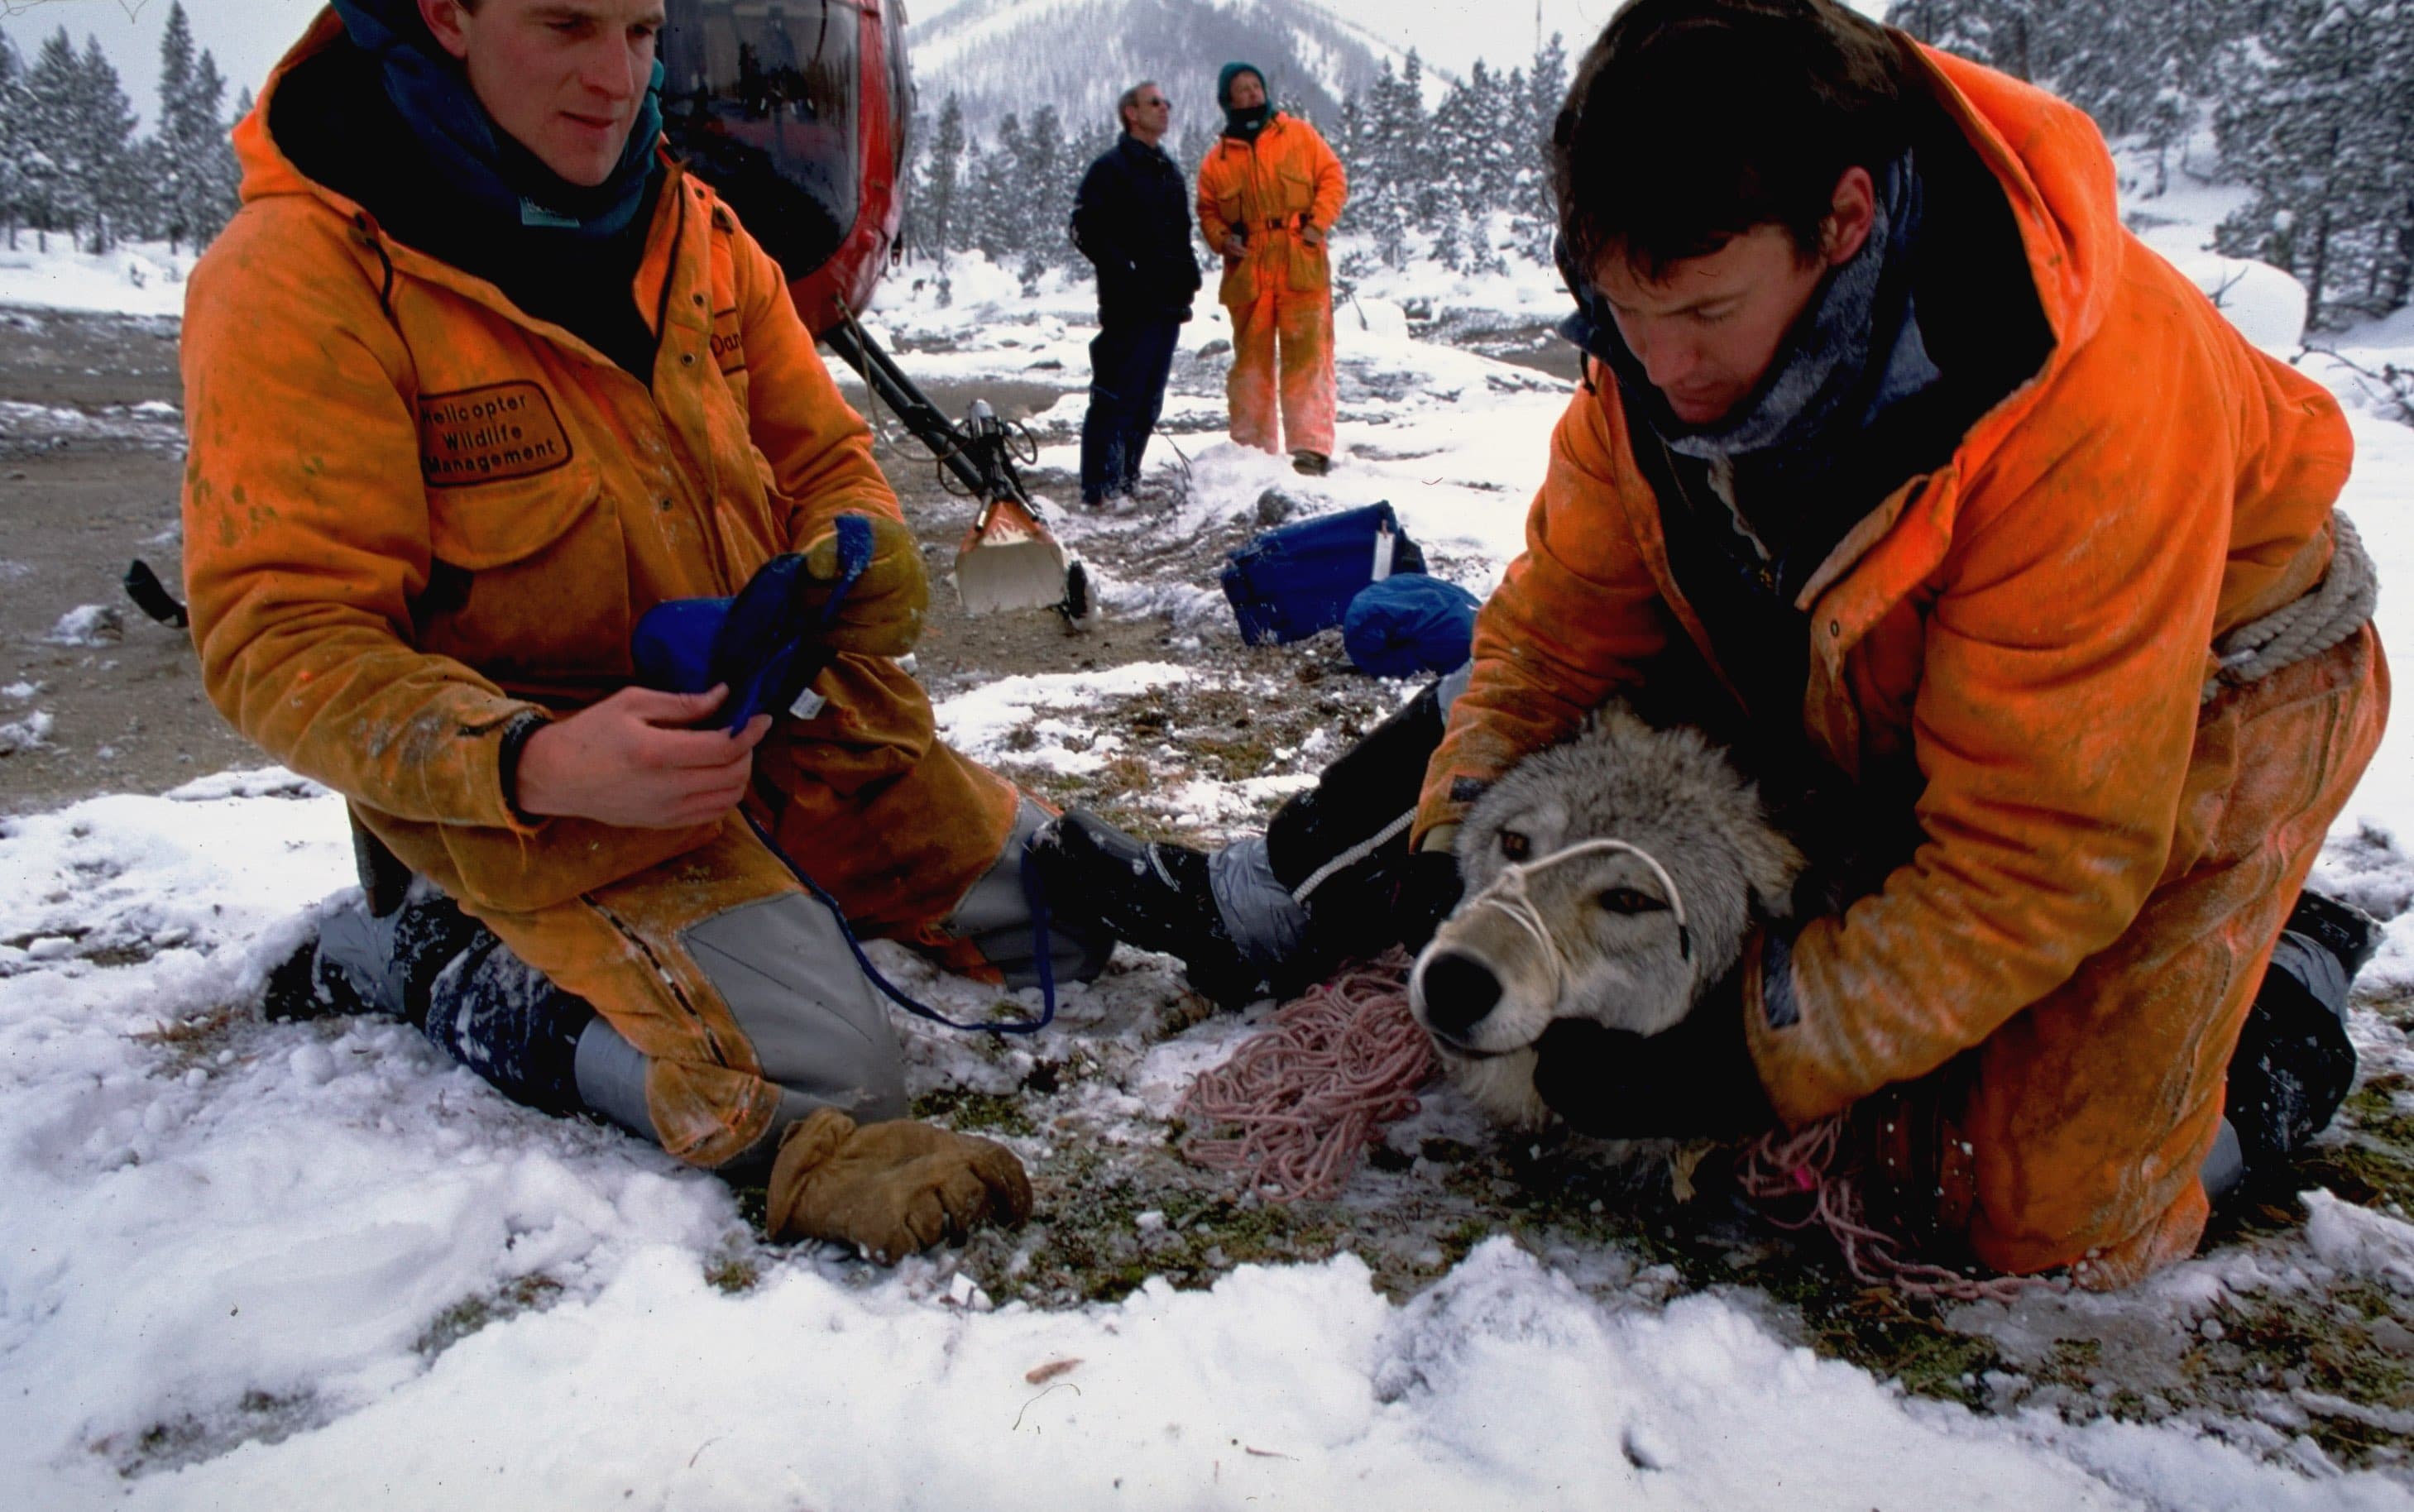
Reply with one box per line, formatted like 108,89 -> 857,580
659,0 -> 863,281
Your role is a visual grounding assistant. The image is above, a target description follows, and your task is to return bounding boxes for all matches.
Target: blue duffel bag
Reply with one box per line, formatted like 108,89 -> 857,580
1344,573 -> 1482,678
1219,501 -> 1428,646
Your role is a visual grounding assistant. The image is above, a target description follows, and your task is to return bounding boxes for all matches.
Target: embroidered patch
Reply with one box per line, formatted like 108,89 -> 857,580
417,381 -> 573,486
710,307 -> 745,376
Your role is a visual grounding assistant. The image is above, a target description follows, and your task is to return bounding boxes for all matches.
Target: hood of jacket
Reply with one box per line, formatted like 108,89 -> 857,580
1914,42 -> 2121,371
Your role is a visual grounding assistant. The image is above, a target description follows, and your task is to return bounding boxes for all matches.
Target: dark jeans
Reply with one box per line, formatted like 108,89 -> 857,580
1080,318 -> 1181,503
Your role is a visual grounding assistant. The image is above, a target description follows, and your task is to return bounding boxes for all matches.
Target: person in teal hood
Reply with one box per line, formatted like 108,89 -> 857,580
1195,60 -> 1348,471
1219,62 -> 1273,140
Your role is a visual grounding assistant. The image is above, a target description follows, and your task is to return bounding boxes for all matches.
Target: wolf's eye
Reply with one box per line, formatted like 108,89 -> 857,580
1499,830 -> 1530,861
1597,887 -> 1667,915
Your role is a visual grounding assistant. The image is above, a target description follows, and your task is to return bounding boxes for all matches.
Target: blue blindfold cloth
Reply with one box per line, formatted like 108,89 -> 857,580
631,517 -> 873,730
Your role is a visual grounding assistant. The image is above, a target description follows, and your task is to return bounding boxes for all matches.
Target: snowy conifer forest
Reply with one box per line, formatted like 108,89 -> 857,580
2,0 -> 2406,330
908,0 -> 2414,329
0,2 -> 242,259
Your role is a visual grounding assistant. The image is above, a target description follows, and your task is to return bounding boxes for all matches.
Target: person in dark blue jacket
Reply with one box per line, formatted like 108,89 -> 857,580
1070,80 -> 1202,505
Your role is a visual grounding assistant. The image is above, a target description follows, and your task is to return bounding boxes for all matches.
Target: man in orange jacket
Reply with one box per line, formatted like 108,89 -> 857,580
1046,0 -> 2388,1289
1195,63 -> 1347,476
181,0 -> 1116,1263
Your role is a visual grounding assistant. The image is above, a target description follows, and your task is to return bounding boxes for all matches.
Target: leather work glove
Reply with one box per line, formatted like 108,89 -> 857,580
1396,834 -> 1465,954
1529,966 -> 1776,1141
798,512 -> 928,659
765,1107 -> 1033,1262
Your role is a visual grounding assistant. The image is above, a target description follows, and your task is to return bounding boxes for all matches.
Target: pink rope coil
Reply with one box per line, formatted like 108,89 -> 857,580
1178,956 -> 2049,1303
1736,1118 -> 2052,1305
1178,950 -> 1437,1201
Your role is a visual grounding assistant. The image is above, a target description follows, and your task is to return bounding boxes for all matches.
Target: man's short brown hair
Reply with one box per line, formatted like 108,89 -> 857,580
1553,0 -> 1914,278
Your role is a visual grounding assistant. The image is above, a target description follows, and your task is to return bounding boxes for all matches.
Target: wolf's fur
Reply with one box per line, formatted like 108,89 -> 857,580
1409,704 -> 1804,1127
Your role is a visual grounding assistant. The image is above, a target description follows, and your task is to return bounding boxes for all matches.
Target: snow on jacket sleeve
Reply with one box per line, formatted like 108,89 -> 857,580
181,203 -> 542,832
1416,381 -> 1684,840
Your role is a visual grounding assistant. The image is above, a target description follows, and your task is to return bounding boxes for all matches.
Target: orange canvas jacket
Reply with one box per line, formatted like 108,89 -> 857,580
1419,49 -> 2363,1132
1195,112 -> 1347,307
182,12 -> 911,916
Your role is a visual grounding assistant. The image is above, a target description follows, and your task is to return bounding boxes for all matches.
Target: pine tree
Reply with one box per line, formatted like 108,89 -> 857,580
1018,104 -> 1066,289
74,35 -> 141,252
973,115 -> 1025,263
923,93 -> 966,267
189,50 -> 242,244
2215,0 -> 2408,326
0,33 -> 24,249
2371,0 -> 2414,312
1518,31 -> 1569,262
1354,56 -> 1424,270
147,3 -> 237,253
19,30 -> 84,249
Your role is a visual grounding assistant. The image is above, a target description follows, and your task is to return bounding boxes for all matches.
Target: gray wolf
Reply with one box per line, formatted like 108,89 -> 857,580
1408,704 -> 1803,1127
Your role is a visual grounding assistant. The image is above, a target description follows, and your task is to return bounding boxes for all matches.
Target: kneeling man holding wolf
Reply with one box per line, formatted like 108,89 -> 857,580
1048,0 -> 2388,1289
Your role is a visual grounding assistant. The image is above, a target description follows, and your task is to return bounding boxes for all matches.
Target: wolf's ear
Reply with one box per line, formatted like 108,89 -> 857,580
1741,826 -> 1808,921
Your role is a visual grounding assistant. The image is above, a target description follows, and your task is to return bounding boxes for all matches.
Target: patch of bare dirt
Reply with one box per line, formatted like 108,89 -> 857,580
0,309 -> 256,815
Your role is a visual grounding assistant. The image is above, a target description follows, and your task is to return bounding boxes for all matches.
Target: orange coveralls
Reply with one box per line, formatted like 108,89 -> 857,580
180,15 -> 1023,1168
1195,112 -> 1347,458
1416,45 -> 2388,1287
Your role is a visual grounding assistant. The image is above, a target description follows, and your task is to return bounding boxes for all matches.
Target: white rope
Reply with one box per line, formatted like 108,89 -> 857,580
1291,808 -> 1417,906
1456,837 -> 1693,1004
2203,511 -> 2377,702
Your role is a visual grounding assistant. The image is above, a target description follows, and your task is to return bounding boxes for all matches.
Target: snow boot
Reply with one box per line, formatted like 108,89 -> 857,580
2206,888 -> 2382,1203
261,886 -> 599,1119
1029,810 -> 1265,1008
1291,450 -> 1330,477
261,884 -> 489,1026
418,935 -> 596,1117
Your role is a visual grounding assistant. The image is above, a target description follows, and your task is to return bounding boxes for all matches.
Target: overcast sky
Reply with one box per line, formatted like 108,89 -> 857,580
0,0 -> 1888,131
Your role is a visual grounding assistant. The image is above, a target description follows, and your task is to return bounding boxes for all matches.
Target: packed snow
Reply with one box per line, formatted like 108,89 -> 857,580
7,171 -> 2414,1509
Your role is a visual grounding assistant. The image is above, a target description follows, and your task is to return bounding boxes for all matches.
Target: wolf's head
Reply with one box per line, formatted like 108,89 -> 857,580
1408,704 -> 1803,1127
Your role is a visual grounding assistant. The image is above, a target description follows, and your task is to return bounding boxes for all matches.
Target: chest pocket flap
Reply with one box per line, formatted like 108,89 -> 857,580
416,380 -> 598,568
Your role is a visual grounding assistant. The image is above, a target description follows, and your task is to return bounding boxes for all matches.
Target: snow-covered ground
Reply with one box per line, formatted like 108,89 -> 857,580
9,162 -> 2414,1505
0,239 -> 199,321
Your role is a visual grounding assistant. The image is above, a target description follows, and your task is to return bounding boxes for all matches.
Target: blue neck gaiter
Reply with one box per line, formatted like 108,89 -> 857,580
328,0 -> 664,241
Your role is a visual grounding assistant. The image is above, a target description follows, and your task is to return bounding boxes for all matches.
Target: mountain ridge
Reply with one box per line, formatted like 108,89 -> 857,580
904,0 -> 1439,141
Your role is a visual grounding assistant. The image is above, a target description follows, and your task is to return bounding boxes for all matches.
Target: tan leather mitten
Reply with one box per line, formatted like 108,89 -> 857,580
797,513 -> 929,658
765,1108 -> 1034,1262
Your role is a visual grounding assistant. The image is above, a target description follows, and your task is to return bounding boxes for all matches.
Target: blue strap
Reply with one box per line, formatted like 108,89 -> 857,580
723,516 -> 1062,1036
817,513 -> 873,629
742,810 -> 1057,1037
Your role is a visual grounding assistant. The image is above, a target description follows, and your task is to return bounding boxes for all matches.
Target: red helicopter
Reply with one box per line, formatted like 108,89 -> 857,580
656,0 -> 1085,620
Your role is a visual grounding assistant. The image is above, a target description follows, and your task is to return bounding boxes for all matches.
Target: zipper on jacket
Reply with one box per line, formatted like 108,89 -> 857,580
592,895 -> 735,1068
